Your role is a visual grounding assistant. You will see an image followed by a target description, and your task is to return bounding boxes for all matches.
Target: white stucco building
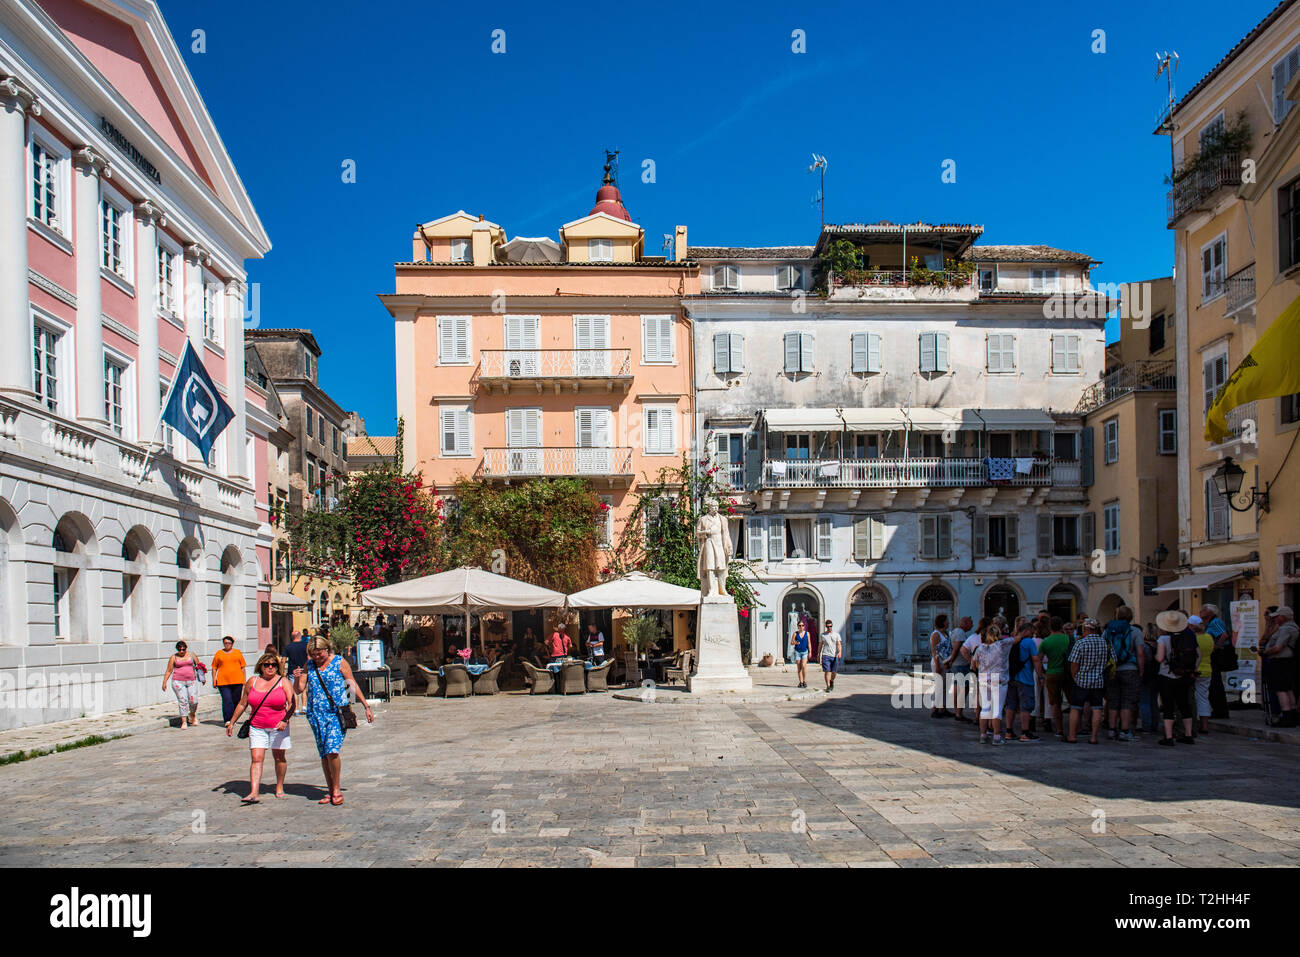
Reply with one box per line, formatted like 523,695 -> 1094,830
0,0 -> 272,728
687,223 -> 1107,663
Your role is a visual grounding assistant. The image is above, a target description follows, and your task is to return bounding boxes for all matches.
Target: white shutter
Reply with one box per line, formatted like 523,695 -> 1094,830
871,514 -> 885,559
920,516 -> 936,558
438,317 -> 453,363
729,333 -> 744,373
1038,514 -> 1052,557
643,408 -> 660,454
644,407 -> 673,454
853,516 -> 871,560
748,518 -> 766,560
973,514 -> 987,557
1052,335 -> 1067,372
938,515 -> 952,558
920,332 -> 936,372
851,332 -> 868,373
867,333 -> 881,373
1006,515 -> 1019,557
784,333 -> 800,373
935,332 -> 949,372
800,333 -> 814,373
440,409 -> 456,455
1066,335 -> 1080,372
986,336 -> 997,372
816,517 -> 833,560
642,315 -> 673,363
714,332 -> 730,373
768,517 -> 785,561
507,408 -> 525,447
453,316 -> 469,363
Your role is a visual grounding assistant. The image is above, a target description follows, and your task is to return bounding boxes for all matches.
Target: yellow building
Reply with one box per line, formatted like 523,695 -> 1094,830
1081,279 -> 1180,625
1160,0 -> 1300,614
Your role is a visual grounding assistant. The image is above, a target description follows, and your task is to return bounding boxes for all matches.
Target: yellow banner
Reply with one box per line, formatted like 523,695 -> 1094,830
1205,291 -> 1300,443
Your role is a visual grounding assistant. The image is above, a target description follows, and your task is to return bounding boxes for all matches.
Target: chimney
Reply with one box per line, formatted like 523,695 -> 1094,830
412,226 -> 427,262
471,223 -> 493,266
674,225 -> 688,262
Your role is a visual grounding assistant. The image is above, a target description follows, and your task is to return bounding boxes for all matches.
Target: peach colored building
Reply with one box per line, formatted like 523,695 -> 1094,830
380,166 -> 699,557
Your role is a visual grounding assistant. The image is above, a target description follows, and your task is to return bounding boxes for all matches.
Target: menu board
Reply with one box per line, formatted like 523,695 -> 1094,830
357,639 -> 384,671
1227,600 -> 1260,694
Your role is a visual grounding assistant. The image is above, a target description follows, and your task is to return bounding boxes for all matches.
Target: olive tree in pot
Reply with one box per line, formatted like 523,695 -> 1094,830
620,616 -> 667,686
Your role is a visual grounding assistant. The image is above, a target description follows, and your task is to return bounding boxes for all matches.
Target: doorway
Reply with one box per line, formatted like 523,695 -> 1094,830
1046,584 -> 1081,624
848,586 -> 889,660
915,584 -> 955,656
783,589 -> 821,659
983,584 -> 1020,623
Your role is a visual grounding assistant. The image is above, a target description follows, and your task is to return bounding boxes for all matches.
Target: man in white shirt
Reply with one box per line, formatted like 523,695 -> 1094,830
820,619 -> 843,692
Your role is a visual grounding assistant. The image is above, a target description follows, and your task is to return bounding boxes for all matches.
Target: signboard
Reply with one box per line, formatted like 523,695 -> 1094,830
759,611 -> 775,623
357,639 -> 384,671
1226,600 -> 1260,693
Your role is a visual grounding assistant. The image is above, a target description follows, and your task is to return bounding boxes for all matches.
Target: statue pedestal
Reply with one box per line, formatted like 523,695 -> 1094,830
688,597 -> 752,693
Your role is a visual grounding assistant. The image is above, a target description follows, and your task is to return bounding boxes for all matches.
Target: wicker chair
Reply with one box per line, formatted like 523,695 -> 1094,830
438,663 -> 473,698
559,660 -> 587,695
522,660 -> 555,695
389,662 -> 408,696
414,664 -> 439,696
665,650 -> 694,685
473,660 -> 504,695
585,659 -> 614,692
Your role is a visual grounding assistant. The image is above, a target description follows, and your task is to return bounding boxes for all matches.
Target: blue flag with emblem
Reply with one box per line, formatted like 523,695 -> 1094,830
161,340 -> 234,461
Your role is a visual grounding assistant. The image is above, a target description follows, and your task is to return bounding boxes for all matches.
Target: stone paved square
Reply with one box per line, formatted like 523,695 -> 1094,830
2,673 -> 1298,868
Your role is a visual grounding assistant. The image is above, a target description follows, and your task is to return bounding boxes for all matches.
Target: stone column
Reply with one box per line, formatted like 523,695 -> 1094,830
134,201 -> 165,443
224,279 -> 247,479
73,146 -> 111,427
0,77 -> 39,399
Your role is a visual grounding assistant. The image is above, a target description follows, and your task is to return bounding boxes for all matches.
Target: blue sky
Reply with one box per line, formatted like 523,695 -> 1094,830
161,0 -> 1278,432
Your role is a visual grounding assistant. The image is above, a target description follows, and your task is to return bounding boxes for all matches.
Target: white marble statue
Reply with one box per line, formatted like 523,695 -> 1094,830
695,501 -> 732,600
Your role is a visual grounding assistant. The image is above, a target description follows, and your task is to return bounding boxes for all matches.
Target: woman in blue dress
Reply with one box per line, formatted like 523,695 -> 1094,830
292,636 -> 373,805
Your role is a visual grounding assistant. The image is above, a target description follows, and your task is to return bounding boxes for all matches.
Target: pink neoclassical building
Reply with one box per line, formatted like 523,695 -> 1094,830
0,0 -> 273,728
381,165 -> 699,563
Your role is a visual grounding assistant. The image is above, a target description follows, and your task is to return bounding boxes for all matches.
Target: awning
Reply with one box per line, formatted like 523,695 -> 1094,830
360,566 -> 566,614
568,571 -> 701,610
902,409 -> 964,432
762,408 -> 844,431
1151,563 -> 1257,593
270,593 -> 309,609
841,409 -> 907,431
965,409 -> 1056,430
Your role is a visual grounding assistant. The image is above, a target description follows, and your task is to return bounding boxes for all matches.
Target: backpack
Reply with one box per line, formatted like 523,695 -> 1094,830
1104,620 -> 1135,668
1008,638 -> 1023,680
1140,641 -> 1160,684
1169,630 -> 1199,678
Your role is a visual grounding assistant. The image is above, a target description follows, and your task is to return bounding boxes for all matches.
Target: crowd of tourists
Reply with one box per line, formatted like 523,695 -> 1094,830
921,604 -> 1299,745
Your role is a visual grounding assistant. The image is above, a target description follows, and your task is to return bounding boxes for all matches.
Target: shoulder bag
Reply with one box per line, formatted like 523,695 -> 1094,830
312,661 -> 358,730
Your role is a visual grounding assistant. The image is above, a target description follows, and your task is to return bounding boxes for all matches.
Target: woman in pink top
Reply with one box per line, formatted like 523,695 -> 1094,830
548,623 -> 572,662
226,652 -> 295,803
162,640 -> 202,729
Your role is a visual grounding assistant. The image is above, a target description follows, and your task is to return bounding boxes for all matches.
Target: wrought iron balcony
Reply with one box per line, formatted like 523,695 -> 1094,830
481,446 -> 634,485
760,456 -> 1059,488
1075,360 -> 1176,414
1166,150 -> 1242,227
1224,262 -> 1256,318
475,349 -> 633,393
1208,401 -> 1259,448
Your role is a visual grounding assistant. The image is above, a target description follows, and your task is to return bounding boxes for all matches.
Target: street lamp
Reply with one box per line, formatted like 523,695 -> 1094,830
1212,457 -> 1270,513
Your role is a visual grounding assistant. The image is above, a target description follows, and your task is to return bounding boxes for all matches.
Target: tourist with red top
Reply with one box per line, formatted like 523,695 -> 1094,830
548,622 -> 573,662
226,652 -> 296,803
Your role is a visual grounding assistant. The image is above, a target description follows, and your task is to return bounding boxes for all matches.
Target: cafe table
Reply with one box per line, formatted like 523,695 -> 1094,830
440,663 -> 489,676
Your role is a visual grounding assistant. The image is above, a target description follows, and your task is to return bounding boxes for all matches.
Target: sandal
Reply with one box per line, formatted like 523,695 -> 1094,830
241,797 -> 260,804
330,794 -> 344,806
318,796 -> 333,804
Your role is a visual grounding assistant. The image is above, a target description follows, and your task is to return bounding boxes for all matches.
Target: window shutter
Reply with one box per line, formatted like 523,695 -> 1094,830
938,515 -> 952,558
507,409 -> 524,448
729,333 -> 744,373
871,514 -> 885,559
817,517 -> 833,560
440,409 -> 454,454
768,517 -> 785,561
1080,426 -> 1094,485
575,408 -> 593,448
800,333 -> 815,373
662,408 -> 674,453
438,318 -> 452,363
973,514 -> 987,558
745,431 -> 762,488
851,332 -> 868,373
853,516 -> 870,560
867,333 -> 882,373
1202,360 -> 1215,414
1052,335 -> 1066,372
1037,514 -> 1052,557
1081,512 -> 1096,555
1006,515 -> 1019,557
784,332 -> 800,373
1066,336 -> 1080,372
920,516 -> 936,558
714,332 -> 730,373
643,316 -> 672,362
935,333 -> 949,372
986,335 -> 997,372
643,408 -> 660,453
748,518 -> 766,560
574,314 -> 591,350
453,317 -> 469,362
919,332 -> 936,372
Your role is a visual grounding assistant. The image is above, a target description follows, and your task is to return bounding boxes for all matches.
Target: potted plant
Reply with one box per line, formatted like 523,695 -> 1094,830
620,616 -> 667,685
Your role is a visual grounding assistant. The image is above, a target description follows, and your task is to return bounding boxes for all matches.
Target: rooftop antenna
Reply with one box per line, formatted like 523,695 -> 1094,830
807,153 -> 828,229
1155,51 -> 1180,173
604,148 -> 620,187
662,233 -> 674,256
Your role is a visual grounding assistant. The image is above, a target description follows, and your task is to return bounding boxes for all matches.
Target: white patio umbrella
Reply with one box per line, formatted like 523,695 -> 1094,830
567,571 -> 701,610
360,567 -> 566,652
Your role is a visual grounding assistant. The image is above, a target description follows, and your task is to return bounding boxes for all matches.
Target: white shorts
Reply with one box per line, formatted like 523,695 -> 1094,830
978,673 -> 1008,719
248,726 -> 291,751
1195,676 -> 1211,717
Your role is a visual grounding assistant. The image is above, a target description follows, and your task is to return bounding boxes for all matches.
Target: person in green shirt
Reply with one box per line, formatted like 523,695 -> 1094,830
1038,616 -> 1071,737
1189,614 -> 1216,735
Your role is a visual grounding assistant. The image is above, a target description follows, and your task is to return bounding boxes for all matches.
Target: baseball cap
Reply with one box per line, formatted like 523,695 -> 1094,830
1187,614 -> 1204,626
1277,606 -> 1295,619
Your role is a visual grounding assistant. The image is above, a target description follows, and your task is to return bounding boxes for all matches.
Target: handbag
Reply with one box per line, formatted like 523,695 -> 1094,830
312,661 -> 358,730
237,677 -> 278,739
1210,642 -> 1239,673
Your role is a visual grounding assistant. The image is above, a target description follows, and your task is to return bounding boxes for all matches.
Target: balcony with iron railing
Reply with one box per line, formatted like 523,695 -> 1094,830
475,349 -> 633,393
1075,360 -> 1176,415
481,446 -> 635,485
1224,262 -> 1256,318
759,456 -> 1075,489
1166,150 -> 1242,227
1207,400 -> 1259,449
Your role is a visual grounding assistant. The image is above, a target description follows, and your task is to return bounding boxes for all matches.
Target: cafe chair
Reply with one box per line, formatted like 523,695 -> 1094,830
585,659 -> 614,692
438,663 -> 473,698
522,661 -> 554,695
559,660 -> 587,695
414,664 -> 439,697
665,650 -> 694,686
473,660 -> 504,695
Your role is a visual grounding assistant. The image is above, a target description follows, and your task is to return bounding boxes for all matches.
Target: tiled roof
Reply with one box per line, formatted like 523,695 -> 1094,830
687,246 -> 815,260
1172,0 -> 1296,116
347,435 -> 397,457
966,244 -> 1097,264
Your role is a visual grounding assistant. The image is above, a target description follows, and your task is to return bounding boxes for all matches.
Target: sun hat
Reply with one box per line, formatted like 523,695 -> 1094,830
1156,609 -> 1189,633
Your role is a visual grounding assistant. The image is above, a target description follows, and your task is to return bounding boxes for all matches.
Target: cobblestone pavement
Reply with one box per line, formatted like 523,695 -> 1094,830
2,672 -> 1299,867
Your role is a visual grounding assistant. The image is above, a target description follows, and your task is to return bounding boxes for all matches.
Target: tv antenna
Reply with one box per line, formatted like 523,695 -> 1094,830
807,153 -> 828,229
1155,52 -> 1180,189
604,148 -> 620,187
